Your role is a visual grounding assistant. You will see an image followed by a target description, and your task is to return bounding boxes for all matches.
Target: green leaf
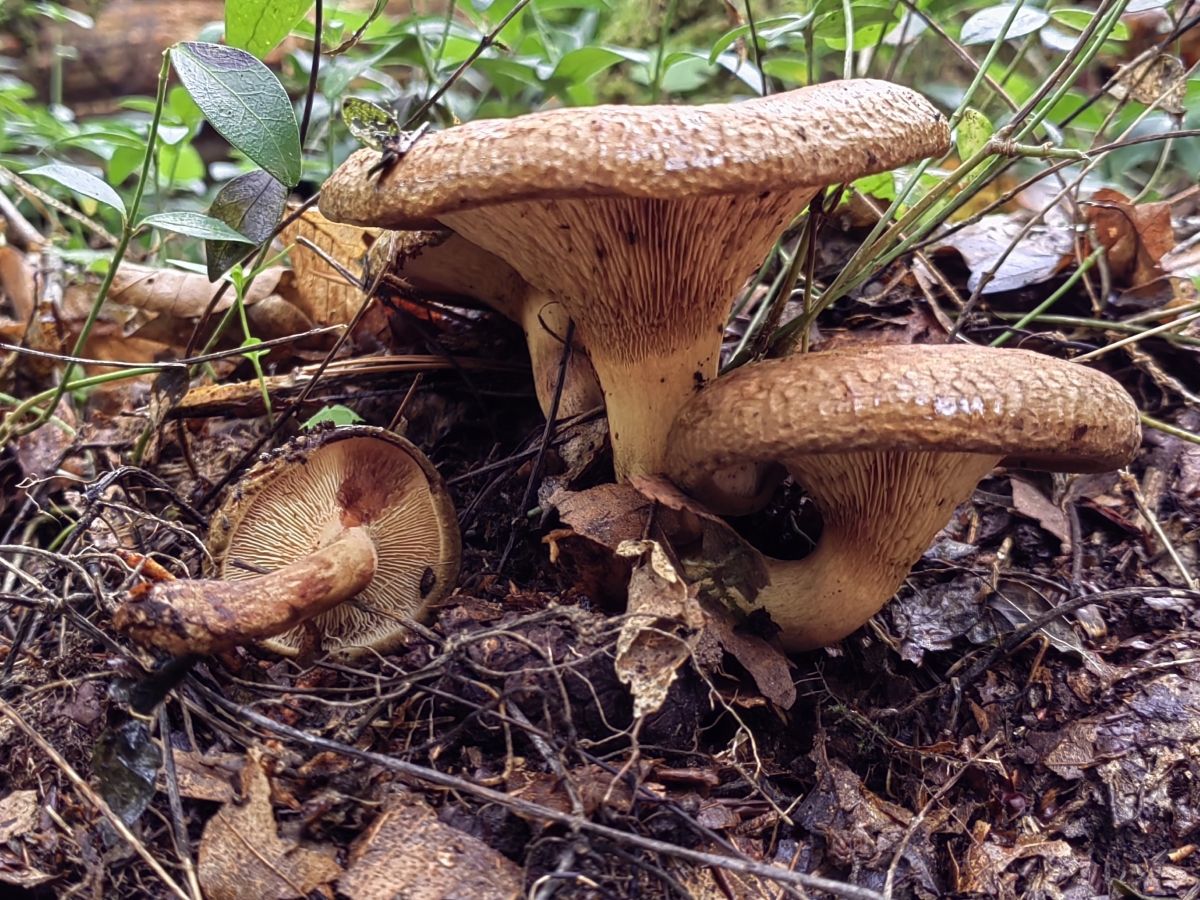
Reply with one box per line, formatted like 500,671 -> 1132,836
157,141 -> 207,184
551,46 -> 625,84
170,42 -> 301,186
107,146 -> 143,186
960,5 -> 1049,45
1049,9 -> 1129,39
850,172 -> 896,203
761,56 -> 809,85
226,0 -> 315,58
302,405 -> 364,429
138,211 -> 254,242
24,163 -> 126,217
206,169 -> 286,281
955,108 -> 994,160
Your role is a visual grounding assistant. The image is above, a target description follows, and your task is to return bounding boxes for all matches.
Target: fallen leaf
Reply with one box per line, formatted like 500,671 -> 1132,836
338,791 -> 522,900
1009,477 -> 1071,549
0,790 -> 39,843
198,748 -> 341,900
615,539 -> 704,718
1083,187 -> 1175,288
280,208 -> 375,327
698,598 -> 796,709
931,216 -> 1074,294
957,820 -> 1078,897
1107,52 -> 1187,115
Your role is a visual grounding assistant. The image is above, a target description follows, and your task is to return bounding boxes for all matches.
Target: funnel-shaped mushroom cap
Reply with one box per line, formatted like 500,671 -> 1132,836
665,345 -> 1141,650
320,80 -> 950,479
210,426 -> 460,656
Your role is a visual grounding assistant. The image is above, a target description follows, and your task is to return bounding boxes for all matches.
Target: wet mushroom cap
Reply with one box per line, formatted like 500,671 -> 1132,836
210,426 -> 460,656
668,344 -> 1141,508
319,79 -> 949,228
664,344 -> 1141,650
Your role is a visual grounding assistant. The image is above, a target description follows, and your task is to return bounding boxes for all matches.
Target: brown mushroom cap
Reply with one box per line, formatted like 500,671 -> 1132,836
665,345 -> 1141,650
320,80 -> 948,227
210,426 -> 460,656
116,427 -> 461,658
320,79 -> 951,479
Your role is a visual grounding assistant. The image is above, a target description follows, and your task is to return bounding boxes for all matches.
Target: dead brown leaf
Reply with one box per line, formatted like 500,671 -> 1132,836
280,208 -> 375,327
0,790 -> 40,843
1108,52 -> 1187,115
1009,476 -> 1071,549
615,539 -> 704,718
930,216 -> 1074,294
1083,187 -> 1175,288
198,748 -> 341,900
957,821 -> 1078,898
337,791 -> 522,900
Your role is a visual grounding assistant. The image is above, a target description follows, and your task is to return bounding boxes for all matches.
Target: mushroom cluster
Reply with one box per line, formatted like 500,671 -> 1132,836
320,79 -> 951,478
665,344 -> 1142,651
116,427 -> 460,658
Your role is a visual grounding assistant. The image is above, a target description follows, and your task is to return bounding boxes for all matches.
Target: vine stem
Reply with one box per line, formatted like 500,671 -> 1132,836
1,52 -> 173,443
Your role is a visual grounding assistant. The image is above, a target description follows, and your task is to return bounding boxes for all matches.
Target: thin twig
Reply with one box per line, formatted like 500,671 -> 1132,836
0,697 -> 191,900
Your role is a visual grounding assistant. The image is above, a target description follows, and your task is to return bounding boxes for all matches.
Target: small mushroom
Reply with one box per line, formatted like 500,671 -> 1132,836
378,229 -> 602,419
664,345 -> 1141,651
115,426 -> 460,657
320,79 -> 950,478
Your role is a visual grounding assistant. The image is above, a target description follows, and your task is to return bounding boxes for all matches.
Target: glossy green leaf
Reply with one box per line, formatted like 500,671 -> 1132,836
24,163 -> 126,217
226,0 -> 315,58
170,42 -> 301,186
960,5 -> 1048,45
955,107 -> 994,160
138,211 -> 254,242
205,169 -> 286,281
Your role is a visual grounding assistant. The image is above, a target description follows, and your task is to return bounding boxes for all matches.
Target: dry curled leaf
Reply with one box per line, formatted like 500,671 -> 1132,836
615,539 -> 704,718
1083,187 -> 1175,288
280,208 -> 376,327
1107,53 -> 1186,116
198,748 -> 341,900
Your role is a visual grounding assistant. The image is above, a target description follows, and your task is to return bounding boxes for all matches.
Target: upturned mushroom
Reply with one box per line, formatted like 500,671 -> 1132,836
664,345 -> 1141,651
320,79 -> 950,478
115,426 -> 460,657
377,229 -> 602,419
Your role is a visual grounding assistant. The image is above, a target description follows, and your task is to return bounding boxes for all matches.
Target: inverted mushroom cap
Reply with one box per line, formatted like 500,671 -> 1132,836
320,79 -> 949,229
210,426 -> 460,656
668,344 -> 1140,498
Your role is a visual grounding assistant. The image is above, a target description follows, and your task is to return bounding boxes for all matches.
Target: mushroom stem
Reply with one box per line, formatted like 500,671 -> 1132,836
115,527 -> 378,656
390,231 -> 602,419
599,348 -> 719,477
742,451 -> 1000,651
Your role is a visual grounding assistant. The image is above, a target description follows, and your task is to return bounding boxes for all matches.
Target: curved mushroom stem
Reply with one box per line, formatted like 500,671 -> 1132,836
115,527 -> 378,656
753,451 -> 1000,651
395,232 -> 602,420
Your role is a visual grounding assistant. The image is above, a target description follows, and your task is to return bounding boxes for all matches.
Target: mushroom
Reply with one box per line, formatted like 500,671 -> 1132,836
377,229 -> 603,419
663,344 -> 1141,651
320,79 -> 950,478
115,426 -> 460,657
